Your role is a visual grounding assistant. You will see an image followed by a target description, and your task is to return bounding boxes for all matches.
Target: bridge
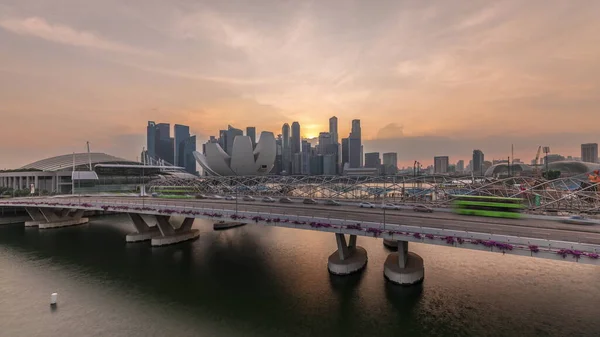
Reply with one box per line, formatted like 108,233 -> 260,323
1,196 -> 600,286
147,174 -> 600,214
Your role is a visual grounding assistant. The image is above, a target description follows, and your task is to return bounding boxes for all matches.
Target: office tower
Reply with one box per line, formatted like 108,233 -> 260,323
341,138 -> 349,166
274,135 -> 283,174
146,121 -> 157,159
310,155 -> 324,175
218,130 -> 226,151
182,135 -> 197,174
473,150 -> 484,175
291,122 -> 301,154
301,140 -> 311,175
348,119 -> 361,168
351,119 -> 361,139
581,143 -> 598,163
224,125 -> 243,155
322,154 -> 337,175
174,124 -> 190,167
348,138 -> 361,168
155,123 -> 174,164
383,152 -> 398,175
434,156 -> 449,174
365,152 -> 381,168
456,160 -> 465,172
329,116 -> 338,144
282,123 -> 291,174
246,127 -> 256,148
318,132 -> 332,154
292,153 -> 302,175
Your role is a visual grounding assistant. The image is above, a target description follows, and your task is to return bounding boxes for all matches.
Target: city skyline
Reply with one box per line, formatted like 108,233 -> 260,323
1,1 -> 600,167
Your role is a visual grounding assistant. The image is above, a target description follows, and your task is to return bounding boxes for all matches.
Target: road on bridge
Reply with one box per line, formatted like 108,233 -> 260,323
22,196 -> 600,245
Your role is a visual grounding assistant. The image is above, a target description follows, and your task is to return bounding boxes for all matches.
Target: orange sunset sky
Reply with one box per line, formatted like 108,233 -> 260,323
1,0 -> 599,168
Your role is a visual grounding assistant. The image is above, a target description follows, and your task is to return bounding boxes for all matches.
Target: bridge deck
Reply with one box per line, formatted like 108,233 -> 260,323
7,196 -> 600,246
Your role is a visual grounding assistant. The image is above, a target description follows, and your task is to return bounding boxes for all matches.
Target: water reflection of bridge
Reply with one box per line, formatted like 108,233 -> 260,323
148,175 -> 600,213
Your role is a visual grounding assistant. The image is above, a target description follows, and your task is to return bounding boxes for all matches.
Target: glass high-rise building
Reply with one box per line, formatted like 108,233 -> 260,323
282,123 -> 291,174
434,156 -> 449,174
291,122 -> 301,154
174,124 -> 190,167
246,127 -> 256,148
473,150 -> 484,175
329,116 -> 338,145
581,143 -> 598,163
382,152 -> 398,175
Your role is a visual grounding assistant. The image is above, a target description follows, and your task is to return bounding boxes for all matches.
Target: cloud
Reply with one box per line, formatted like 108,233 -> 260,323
376,123 -> 404,139
0,17 -> 155,56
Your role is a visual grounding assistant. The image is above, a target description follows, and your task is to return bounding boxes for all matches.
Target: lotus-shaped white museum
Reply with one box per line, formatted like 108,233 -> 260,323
193,132 -> 276,176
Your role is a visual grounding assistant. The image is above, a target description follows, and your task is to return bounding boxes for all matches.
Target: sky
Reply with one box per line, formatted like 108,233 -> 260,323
1,0 -> 599,168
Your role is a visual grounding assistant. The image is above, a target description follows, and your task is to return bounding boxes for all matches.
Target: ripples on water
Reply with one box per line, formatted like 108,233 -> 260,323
0,215 -> 599,337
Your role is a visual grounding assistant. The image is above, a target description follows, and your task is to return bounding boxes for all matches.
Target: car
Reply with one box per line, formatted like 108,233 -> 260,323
211,195 -> 224,200
382,203 -> 401,210
194,194 -> 208,199
413,205 -> 433,213
561,215 -> 597,225
262,197 -> 276,203
325,199 -> 341,206
303,198 -> 318,205
359,202 -> 375,208
225,195 -> 237,200
279,197 -> 293,203
242,195 -> 256,201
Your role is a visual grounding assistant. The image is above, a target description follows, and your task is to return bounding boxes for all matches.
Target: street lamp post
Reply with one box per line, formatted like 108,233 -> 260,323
382,176 -> 386,230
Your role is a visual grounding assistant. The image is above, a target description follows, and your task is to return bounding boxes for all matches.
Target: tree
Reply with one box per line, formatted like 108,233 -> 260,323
543,170 -> 561,180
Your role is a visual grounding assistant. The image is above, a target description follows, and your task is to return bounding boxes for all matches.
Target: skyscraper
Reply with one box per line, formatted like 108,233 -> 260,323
156,123 -> 174,164
341,138 -> 349,167
348,119 -> 361,168
291,122 -> 301,154
301,140 -> 311,175
318,132 -> 332,154
246,127 -> 256,148
329,116 -> 338,145
282,123 -> 291,174
456,160 -> 465,172
146,121 -> 156,159
182,135 -> 197,174
365,152 -> 381,174
274,135 -> 283,174
224,125 -> 243,155
434,156 -> 449,174
473,150 -> 484,175
174,124 -> 190,167
581,143 -> 598,163
382,152 -> 398,175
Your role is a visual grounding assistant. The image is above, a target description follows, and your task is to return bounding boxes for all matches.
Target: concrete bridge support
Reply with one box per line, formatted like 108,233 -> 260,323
384,241 -> 424,286
327,233 -> 368,275
125,213 -> 161,242
383,238 -> 398,250
25,207 -> 88,229
151,215 -> 199,246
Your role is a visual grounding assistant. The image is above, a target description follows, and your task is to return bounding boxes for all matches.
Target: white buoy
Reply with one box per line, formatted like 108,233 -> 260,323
50,293 -> 58,305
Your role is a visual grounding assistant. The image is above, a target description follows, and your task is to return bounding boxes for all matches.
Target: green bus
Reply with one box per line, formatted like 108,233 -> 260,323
452,195 -> 523,219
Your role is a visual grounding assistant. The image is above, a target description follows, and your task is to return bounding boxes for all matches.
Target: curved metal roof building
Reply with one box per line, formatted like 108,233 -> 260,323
19,153 -> 138,171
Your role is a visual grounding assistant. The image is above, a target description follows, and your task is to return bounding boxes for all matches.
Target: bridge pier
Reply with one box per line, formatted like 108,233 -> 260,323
384,241 -> 424,286
125,213 -> 161,242
151,215 -> 199,247
25,207 -> 88,229
383,238 -> 398,250
328,234 -> 368,275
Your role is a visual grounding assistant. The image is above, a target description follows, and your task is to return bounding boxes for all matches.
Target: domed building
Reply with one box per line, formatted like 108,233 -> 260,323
484,163 -> 533,177
547,161 -> 600,175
